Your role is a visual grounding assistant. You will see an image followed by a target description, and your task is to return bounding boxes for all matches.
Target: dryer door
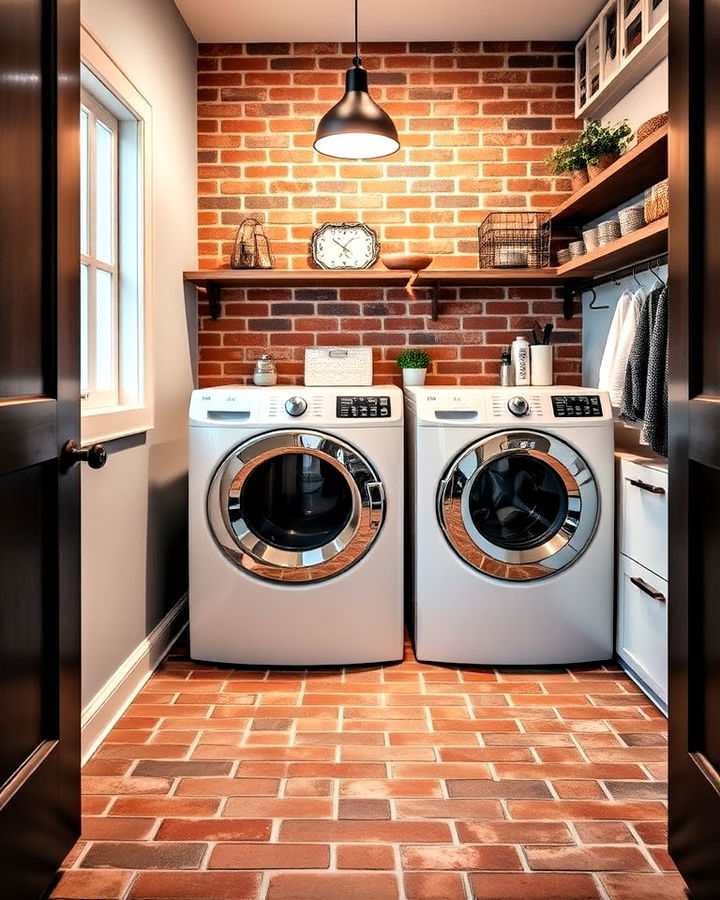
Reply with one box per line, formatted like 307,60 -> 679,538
207,429 -> 386,583
438,430 -> 599,581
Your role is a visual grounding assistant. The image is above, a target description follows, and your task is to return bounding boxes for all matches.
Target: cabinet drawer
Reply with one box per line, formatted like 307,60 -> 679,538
618,458 -> 668,578
616,554 -> 667,704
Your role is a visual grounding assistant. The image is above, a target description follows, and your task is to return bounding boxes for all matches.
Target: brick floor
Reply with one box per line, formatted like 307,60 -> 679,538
51,639 -> 687,899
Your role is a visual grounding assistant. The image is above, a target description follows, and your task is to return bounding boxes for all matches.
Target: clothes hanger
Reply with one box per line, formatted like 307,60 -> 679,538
649,258 -> 666,286
587,286 -> 609,310
632,265 -> 643,289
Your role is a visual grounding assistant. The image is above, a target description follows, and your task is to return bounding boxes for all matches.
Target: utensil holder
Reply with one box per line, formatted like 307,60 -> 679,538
530,344 -> 553,386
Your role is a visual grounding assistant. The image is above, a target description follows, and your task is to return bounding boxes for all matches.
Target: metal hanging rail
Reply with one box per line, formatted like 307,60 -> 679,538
563,253 -> 668,317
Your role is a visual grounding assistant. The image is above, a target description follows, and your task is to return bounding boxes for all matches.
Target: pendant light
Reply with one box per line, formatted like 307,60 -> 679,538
313,0 -> 400,159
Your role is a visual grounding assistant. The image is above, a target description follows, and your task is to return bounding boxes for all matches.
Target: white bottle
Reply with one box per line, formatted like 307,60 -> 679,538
511,336 -> 530,386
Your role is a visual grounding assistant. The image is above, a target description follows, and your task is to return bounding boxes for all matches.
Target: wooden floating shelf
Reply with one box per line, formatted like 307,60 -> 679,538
556,217 -> 668,279
183,267 -> 563,321
549,126 -> 668,225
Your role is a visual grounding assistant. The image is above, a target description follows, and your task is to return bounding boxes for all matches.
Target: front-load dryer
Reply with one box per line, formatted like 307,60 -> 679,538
405,385 -> 614,665
189,385 -> 404,666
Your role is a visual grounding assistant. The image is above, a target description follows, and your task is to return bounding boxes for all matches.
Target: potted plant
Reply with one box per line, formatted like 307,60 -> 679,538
396,348 -> 432,386
577,119 -> 633,179
548,139 -> 589,192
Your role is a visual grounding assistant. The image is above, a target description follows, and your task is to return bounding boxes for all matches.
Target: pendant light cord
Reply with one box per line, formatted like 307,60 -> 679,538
353,0 -> 360,66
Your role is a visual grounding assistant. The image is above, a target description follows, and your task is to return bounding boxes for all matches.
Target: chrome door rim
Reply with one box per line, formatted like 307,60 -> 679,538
207,429 -> 386,583
437,430 -> 599,581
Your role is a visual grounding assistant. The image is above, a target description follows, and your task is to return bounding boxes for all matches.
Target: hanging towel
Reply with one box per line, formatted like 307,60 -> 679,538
641,286 -> 669,457
598,290 -> 633,393
620,287 -> 660,422
607,288 -> 643,408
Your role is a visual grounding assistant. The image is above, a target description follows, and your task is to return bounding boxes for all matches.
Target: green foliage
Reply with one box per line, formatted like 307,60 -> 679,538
577,119 -> 633,165
396,348 -> 431,369
548,140 -> 587,175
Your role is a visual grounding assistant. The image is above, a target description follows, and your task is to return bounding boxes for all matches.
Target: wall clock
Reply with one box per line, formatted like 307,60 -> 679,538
310,222 -> 380,270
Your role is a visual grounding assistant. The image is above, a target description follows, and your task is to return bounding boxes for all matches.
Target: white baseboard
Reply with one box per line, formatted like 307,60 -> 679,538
81,594 -> 188,763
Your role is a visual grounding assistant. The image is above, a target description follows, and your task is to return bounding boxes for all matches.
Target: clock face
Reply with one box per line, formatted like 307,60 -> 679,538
310,223 -> 380,270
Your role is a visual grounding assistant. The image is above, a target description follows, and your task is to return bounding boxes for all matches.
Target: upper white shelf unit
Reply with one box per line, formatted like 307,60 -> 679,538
576,0 -> 668,119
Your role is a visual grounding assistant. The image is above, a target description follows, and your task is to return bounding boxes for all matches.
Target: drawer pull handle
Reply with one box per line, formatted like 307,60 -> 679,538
630,576 -> 666,603
628,478 -> 665,495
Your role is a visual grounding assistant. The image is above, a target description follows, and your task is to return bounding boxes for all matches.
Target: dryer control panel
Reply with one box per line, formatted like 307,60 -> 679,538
552,395 -> 604,417
337,396 -> 391,418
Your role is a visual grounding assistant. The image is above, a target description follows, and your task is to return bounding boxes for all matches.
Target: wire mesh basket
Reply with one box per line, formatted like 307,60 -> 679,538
478,212 -> 551,269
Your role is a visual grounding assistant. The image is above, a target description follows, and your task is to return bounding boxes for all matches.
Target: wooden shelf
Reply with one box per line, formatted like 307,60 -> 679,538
556,217 -> 668,279
184,218 -> 667,322
550,126 -> 668,225
184,267 -> 563,321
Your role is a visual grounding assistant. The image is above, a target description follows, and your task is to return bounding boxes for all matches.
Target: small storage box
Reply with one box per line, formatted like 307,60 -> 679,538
304,347 -> 373,386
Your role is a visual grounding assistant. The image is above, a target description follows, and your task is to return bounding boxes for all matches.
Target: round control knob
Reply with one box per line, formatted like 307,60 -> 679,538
507,396 -> 529,417
285,395 -> 307,417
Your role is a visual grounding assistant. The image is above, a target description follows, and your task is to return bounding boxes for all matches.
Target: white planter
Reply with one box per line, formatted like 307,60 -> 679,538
402,368 -> 427,386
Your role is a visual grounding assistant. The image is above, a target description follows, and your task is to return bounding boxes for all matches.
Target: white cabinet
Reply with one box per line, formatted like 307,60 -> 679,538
575,0 -> 668,119
615,455 -> 668,709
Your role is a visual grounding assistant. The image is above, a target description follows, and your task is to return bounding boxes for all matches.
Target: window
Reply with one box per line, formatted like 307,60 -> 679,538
81,92 -> 119,409
80,26 -> 153,443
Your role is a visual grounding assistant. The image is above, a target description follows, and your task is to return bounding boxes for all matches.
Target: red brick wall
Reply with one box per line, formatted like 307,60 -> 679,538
196,41 -> 582,387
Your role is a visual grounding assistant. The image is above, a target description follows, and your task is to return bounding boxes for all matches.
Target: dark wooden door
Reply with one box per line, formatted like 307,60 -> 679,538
0,1 -> 81,897
668,0 -> 720,896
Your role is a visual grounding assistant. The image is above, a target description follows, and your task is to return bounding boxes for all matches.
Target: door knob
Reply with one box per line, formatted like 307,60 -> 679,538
61,440 -> 108,470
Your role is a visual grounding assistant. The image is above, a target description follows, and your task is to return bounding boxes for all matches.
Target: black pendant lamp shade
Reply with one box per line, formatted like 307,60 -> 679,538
313,2 -> 400,159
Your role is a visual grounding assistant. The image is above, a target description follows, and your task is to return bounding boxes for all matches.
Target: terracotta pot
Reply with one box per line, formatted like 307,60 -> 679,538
587,153 -> 619,179
570,168 -> 589,192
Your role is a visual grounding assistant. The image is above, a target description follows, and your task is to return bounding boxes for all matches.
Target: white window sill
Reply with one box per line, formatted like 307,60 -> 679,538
81,405 -> 154,444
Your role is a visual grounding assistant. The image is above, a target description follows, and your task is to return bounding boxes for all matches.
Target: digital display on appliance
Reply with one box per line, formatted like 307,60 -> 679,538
552,395 -> 603,417
337,396 -> 391,418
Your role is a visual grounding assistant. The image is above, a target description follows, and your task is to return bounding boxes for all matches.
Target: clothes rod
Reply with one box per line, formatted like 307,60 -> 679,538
578,253 -> 668,293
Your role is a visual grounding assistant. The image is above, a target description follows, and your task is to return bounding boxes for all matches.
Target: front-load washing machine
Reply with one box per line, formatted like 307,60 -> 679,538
405,385 -> 614,665
189,385 -> 404,666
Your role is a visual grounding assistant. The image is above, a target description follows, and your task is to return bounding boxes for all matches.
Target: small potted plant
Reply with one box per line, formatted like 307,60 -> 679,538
577,119 -> 633,179
396,348 -> 432,387
548,139 -> 588,192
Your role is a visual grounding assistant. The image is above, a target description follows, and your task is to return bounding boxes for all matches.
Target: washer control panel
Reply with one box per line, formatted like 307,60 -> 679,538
507,396 -> 530,417
337,395 -> 391,418
552,394 -> 603,417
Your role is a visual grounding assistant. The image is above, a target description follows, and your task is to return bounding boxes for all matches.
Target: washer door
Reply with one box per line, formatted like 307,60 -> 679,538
207,429 -> 386,583
437,430 -> 599,581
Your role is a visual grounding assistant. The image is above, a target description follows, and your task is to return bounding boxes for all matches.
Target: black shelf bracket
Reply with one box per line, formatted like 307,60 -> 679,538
431,281 -> 440,321
562,281 -> 582,320
206,281 -> 221,320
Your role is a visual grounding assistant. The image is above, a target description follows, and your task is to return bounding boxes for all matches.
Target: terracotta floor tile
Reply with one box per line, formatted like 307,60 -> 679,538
600,873 -> 689,899
340,778 -> 443,799
129,871 -> 262,899
208,841 -> 329,869
55,642 -> 683,898
469,872 -> 602,899
337,844 -> 395,869
401,843 -> 523,871
50,870 -> 132,899
266,872 -> 399,900
525,845 -> 653,872
81,841 -> 206,869
155,818 -> 272,842
403,871 -> 468,900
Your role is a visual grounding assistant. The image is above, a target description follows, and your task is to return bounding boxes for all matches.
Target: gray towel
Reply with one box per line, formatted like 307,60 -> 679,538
642,286 -> 669,457
620,288 -> 657,422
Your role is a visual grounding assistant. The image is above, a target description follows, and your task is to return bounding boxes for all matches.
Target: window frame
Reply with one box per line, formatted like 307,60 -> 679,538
80,89 -> 120,410
80,25 -> 154,444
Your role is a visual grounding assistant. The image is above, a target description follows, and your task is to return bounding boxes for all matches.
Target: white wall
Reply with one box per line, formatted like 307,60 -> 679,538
80,0 -> 197,709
